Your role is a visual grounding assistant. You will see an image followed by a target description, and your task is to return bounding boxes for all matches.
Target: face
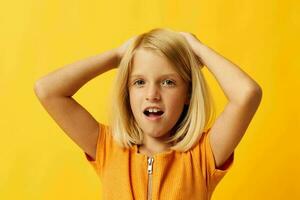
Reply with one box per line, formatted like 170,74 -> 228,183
128,48 -> 190,141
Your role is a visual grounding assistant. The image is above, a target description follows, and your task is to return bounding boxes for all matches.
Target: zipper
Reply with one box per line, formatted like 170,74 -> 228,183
147,156 -> 154,200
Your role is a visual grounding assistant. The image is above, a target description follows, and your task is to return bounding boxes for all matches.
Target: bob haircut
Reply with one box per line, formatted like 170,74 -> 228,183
108,28 -> 216,152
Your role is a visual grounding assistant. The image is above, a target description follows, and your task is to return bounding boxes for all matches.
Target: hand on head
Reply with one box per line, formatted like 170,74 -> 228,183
115,36 -> 137,65
178,32 -> 204,69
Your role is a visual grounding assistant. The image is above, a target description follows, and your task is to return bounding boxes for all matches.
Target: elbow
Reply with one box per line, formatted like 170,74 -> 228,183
234,84 -> 263,106
243,84 -> 263,106
249,84 -> 263,99
33,80 -> 48,99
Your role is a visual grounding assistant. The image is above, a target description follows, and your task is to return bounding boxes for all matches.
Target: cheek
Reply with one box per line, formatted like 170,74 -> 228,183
129,90 -> 143,111
166,90 -> 187,105
164,92 -> 187,115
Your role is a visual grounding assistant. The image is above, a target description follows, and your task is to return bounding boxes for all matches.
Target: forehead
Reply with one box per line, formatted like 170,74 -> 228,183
130,48 -> 179,77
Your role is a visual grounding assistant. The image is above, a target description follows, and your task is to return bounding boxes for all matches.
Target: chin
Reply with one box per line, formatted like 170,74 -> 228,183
143,129 -> 170,138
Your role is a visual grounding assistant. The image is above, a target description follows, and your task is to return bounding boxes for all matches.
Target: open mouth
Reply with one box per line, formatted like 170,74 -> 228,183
143,110 -> 164,117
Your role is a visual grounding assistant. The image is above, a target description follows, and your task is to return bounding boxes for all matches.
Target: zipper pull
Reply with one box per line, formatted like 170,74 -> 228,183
147,157 -> 154,174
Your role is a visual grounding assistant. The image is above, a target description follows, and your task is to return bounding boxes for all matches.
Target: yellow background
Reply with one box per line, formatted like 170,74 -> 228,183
1,0 -> 299,199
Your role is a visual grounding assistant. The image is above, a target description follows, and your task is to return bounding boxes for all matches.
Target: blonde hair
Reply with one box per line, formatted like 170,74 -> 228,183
108,28 -> 216,152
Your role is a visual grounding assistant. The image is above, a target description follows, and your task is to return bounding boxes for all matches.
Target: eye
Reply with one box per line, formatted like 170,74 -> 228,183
133,79 -> 145,86
132,79 -> 175,87
162,79 -> 175,86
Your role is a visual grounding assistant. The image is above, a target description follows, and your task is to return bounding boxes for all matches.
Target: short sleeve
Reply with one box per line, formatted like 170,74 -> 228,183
84,122 -> 110,177
199,128 -> 234,191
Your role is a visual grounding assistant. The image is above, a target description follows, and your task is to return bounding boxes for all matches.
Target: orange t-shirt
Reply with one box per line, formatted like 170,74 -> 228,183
84,123 -> 234,200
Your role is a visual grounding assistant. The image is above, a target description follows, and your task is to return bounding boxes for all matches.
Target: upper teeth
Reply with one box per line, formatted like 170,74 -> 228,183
147,108 -> 161,113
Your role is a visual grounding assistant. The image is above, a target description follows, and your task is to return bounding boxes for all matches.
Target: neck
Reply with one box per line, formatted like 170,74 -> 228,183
138,131 -> 173,155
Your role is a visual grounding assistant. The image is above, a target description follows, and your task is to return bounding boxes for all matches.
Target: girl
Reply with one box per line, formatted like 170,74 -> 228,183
34,28 -> 262,200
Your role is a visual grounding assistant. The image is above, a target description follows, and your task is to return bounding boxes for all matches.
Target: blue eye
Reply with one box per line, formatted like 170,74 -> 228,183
133,80 -> 144,86
162,79 -> 175,86
132,79 -> 175,87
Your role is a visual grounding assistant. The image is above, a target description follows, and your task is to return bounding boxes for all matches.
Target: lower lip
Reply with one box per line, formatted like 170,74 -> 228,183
144,113 -> 164,121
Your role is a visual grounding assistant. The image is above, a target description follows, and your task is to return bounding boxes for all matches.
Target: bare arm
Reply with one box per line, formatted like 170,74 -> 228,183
34,48 -> 119,161
180,32 -> 262,169
195,41 -> 262,168
34,49 -> 118,98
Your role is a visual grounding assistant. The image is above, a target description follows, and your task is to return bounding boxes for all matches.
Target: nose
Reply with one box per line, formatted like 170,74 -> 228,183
146,84 -> 161,101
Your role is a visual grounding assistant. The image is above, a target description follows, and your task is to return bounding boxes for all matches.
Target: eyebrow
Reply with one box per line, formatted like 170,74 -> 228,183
130,73 -> 179,79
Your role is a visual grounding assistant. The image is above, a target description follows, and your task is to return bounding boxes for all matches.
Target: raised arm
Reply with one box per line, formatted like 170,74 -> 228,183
180,32 -> 262,169
34,49 -> 119,161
